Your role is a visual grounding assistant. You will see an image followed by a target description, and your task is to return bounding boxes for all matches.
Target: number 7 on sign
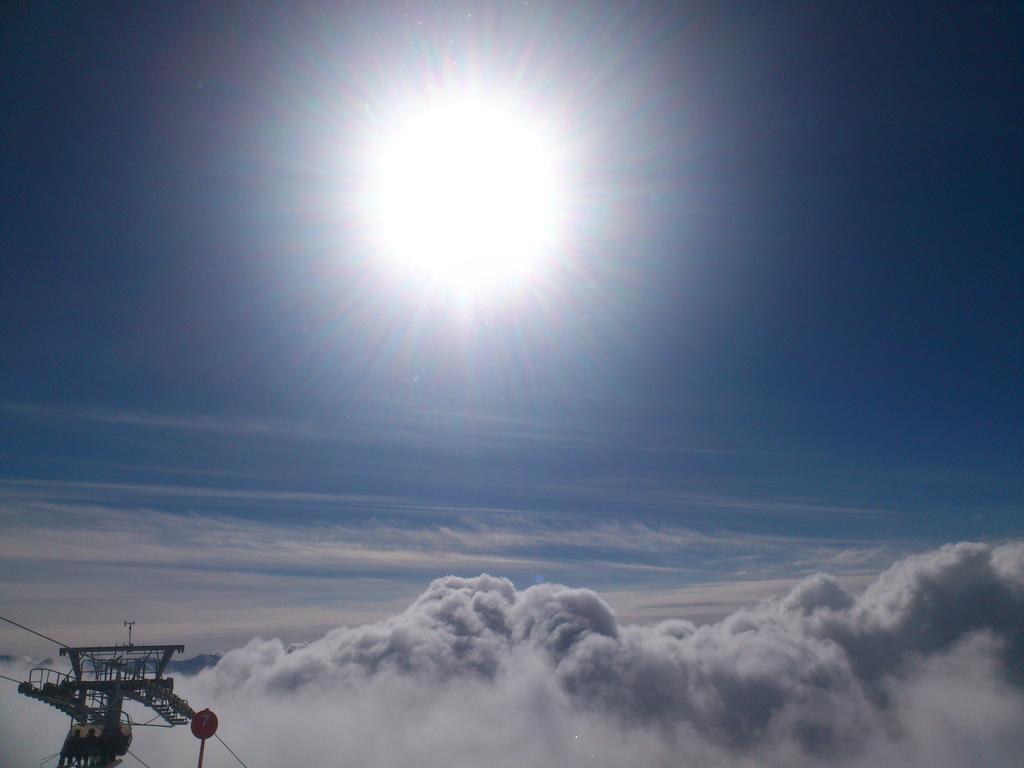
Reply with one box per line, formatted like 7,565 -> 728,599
191,709 -> 219,768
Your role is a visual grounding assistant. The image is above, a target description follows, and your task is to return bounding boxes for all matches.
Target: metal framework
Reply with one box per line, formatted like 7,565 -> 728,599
18,644 -> 195,767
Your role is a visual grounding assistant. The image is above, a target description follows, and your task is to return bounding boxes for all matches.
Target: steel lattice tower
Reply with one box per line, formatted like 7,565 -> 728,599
17,644 -> 196,767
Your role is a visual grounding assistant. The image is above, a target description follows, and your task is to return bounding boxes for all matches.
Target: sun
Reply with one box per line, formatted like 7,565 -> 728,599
362,95 -> 565,297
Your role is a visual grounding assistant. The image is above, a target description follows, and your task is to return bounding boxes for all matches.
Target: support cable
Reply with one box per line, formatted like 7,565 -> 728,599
127,749 -> 155,768
215,733 -> 251,768
0,614 -> 68,648
136,713 -> 164,726
1,673 -> 24,684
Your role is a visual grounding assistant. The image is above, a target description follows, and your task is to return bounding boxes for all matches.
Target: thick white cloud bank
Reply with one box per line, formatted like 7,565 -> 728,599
4,541 -> 1024,767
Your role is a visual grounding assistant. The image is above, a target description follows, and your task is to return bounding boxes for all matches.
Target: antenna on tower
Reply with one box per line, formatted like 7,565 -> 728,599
123,620 -> 135,647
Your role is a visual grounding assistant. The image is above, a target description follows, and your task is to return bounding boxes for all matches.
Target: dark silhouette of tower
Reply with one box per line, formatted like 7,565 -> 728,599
17,644 -> 195,767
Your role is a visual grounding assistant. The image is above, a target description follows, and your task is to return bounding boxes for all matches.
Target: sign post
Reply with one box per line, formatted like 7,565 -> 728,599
190,709 -> 219,768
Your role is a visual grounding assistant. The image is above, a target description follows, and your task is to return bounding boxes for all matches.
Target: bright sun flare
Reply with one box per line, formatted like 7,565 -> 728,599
364,97 -> 564,296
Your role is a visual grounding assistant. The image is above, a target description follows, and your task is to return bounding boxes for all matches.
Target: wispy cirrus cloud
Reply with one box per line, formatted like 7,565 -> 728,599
0,479 -> 903,581
0,399 -> 750,456
0,477 -> 912,653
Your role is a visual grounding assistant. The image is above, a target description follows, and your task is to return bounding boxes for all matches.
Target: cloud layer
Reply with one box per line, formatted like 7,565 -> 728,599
3,541 -> 1023,767
1,478 -> 905,653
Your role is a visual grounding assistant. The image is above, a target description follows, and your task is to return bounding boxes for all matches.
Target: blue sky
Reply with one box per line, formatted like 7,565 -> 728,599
1,1 -> 1021,653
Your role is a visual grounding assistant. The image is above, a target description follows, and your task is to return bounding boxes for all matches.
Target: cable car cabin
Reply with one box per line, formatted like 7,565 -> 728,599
60,722 -> 132,761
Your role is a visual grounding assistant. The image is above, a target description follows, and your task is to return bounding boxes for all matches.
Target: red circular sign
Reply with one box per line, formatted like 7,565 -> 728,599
190,709 -> 219,740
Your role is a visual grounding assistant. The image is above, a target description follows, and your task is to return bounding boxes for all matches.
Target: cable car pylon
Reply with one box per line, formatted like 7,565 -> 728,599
10,621 -> 196,768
